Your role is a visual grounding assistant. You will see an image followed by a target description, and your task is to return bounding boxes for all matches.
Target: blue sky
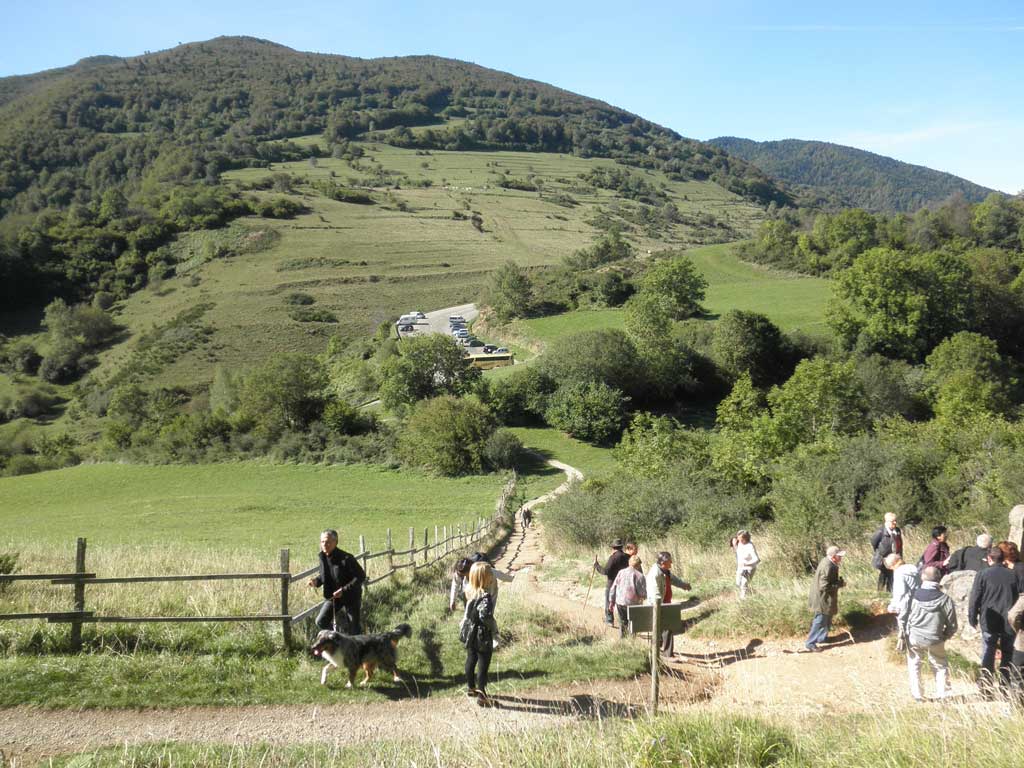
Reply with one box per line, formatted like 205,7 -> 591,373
3,1 -> 1021,193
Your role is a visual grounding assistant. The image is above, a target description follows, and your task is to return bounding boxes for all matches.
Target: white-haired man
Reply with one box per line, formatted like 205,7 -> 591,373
870,513 -> 903,593
805,545 -> 845,652
902,565 -> 958,701
946,533 -> 993,573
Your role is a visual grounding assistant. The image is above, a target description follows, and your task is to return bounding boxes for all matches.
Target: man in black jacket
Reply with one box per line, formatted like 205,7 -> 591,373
594,538 -> 629,626
968,546 -> 1020,694
947,533 -> 993,573
308,529 -> 366,633
870,513 -> 903,593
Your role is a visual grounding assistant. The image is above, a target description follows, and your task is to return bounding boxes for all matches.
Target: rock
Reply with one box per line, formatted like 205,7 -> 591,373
940,570 -> 978,641
1009,505 -> 1024,551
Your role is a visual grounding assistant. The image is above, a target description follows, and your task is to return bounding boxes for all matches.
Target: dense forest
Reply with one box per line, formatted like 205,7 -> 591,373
709,136 -> 997,213
0,36 -> 789,311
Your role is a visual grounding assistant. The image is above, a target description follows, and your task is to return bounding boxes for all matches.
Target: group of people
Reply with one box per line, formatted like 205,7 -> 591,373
594,539 -> 693,656
808,511 -> 1024,702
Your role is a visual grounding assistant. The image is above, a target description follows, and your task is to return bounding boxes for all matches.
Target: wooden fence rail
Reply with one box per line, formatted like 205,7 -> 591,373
0,473 -> 517,651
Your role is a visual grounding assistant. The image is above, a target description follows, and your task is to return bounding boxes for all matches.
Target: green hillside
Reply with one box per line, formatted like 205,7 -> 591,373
709,136 -> 997,213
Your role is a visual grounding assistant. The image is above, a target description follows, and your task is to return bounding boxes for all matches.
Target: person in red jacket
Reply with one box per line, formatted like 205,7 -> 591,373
920,526 -> 950,575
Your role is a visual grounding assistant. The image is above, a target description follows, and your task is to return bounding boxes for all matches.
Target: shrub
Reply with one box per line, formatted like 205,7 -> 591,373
235,353 -> 329,439
399,396 -> 496,475
92,291 -> 116,310
323,399 -> 372,436
539,329 -> 646,400
545,381 -> 627,445
7,341 -> 41,375
3,454 -> 50,477
483,428 -> 523,469
486,367 -> 557,425
710,310 -> 790,386
640,252 -> 708,319
0,550 -> 18,593
284,292 -> 316,305
289,307 -> 337,323
484,261 -> 532,322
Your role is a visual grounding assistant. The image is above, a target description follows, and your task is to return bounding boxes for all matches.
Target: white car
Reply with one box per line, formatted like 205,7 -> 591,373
448,315 -> 466,324
494,347 -> 509,354
412,311 -> 426,319
453,329 -> 469,338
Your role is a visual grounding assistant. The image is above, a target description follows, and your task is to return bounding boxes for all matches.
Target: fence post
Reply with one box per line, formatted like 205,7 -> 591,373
434,526 -> 439,563
359,535 -> 367,582
280,549 -> 292,650
423,528 -> 429,565
386,528 -> 394,574
409,527 -> 415,568
443,525 -> 448,555
651,596 -> 661,715
70,538 -> 86,652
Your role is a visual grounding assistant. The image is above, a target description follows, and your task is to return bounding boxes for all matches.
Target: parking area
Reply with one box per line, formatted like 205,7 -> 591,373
395,303 -> 513,367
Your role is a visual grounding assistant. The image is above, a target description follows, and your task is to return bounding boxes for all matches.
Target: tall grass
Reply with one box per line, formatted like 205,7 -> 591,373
41,706 -> 1024,768
0,543 -> 646,707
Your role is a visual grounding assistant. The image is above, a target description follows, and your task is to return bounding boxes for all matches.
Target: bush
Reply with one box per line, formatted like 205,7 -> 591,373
486,367 -> 557,425
289,307 -> 337,323
379,334 -> 481,410
92,291 -> 116,310
545,381 -> 627,445
3,454 -> 52,477
399,396 -> 497,475
235,353 -> 329,439
284,292 -> 316,305
483,428 -> 523,469
539,329 -> 646,400
323,399 -> 373,436
7,341 -> 41,375
710,310 -> 790,386
0,550 -> 18,593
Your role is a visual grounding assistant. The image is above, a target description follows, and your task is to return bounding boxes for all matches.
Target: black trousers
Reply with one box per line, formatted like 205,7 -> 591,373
465,643 -> 493,692
616,604 -> 630,638
604,584 -> 615,624
315,598 -> 362,634
660,629 -> 675,657
877,566 -> 893,592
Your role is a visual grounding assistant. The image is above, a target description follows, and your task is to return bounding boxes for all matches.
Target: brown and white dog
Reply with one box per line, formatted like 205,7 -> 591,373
310,623 -> 413,687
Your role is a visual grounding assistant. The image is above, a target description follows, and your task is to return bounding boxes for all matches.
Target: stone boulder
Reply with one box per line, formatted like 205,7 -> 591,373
1009,504 -> 1024,551
940,569 -> 978,641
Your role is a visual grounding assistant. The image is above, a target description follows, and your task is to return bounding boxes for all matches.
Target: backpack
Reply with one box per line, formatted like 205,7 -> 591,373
460,595 -> 493,651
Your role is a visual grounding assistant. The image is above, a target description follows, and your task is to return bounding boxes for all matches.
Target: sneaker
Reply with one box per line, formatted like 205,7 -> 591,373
466,688 -> 479,698
476,692 -> 492,707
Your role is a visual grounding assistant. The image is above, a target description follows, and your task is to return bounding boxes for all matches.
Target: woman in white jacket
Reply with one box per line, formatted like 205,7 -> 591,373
732,531 -> 760,599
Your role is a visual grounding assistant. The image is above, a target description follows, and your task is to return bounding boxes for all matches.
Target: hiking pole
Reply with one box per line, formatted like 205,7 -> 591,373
583,560 -> 595,614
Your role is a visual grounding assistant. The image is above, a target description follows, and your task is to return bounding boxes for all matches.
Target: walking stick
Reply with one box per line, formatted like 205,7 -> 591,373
583,559 -> 596,613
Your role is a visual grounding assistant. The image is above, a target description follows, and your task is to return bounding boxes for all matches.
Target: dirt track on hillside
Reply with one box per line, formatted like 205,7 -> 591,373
0,459 -> 1001,765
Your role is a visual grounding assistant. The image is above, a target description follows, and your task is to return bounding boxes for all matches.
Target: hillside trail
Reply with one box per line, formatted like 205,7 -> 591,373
0,458 -> 699,764
0,459 -> 995,763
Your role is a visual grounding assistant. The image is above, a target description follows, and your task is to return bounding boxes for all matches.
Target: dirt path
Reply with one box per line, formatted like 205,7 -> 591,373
0,458 -> 992,764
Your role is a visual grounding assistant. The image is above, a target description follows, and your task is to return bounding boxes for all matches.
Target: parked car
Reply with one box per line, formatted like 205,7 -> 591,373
449,322 -> 467,331
467,340 -> 484,349
494,347 -> 509,354
448,315 -> 465,323
412,311 -> 426,319
482,345 -> 497,354
454,329 -> 469,338
399,324 -> 415,332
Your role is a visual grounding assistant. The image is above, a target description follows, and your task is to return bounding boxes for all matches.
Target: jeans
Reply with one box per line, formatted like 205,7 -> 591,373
315,598 -> 362,634
604,584 -> 615,624
806,613 -> 832,649
736,567 -> 756,599
466,643 -> 493,693
907,641 -> 949,700
980,631 -> 1015,688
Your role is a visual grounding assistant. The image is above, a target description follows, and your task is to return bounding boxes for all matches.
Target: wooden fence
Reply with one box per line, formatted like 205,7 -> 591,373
0,474 -> 517,651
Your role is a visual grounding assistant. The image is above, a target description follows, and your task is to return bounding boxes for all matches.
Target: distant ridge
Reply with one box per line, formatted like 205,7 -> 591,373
708,136 -> 997,213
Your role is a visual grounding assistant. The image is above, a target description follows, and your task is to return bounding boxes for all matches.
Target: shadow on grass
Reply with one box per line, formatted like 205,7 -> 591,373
488,692 -> 641,719
361,668 -> 552,701
675,638 -> 764,667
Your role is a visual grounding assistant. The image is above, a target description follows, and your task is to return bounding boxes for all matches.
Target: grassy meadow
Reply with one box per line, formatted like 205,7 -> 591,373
517,242 -> 830,349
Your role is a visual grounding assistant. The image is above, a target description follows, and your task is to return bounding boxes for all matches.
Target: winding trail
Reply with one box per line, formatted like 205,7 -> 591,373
1,455 -> 1000,763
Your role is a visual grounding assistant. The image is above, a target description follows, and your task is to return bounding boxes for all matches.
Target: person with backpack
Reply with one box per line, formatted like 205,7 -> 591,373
449,552 -> 514,612
731,530 -> 760,600
870,513 -> 903,593
594,539 -> 630,627
460,561 -> 500,706
900,566 -> 958,701
946,533 -> 992,573
608,554 -> 646,638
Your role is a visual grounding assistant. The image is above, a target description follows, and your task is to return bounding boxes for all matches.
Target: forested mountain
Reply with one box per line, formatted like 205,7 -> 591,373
0,36 -> 789,310
708,136 -> 996,213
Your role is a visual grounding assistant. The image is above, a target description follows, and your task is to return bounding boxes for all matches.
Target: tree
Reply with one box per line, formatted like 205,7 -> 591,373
235,353 -> 329,438
399,396 -> 497,475
826,247 -> 975,361
924,332 -> 1016,421
640,254 -> 707,319
615,413 -> 701,478
539,329 -> 646,399
710,310 -> 789,385
378,334 -> 481,410
972,192 -> 1021,249
545,381 -> 627,444
486,261 -> 532,322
